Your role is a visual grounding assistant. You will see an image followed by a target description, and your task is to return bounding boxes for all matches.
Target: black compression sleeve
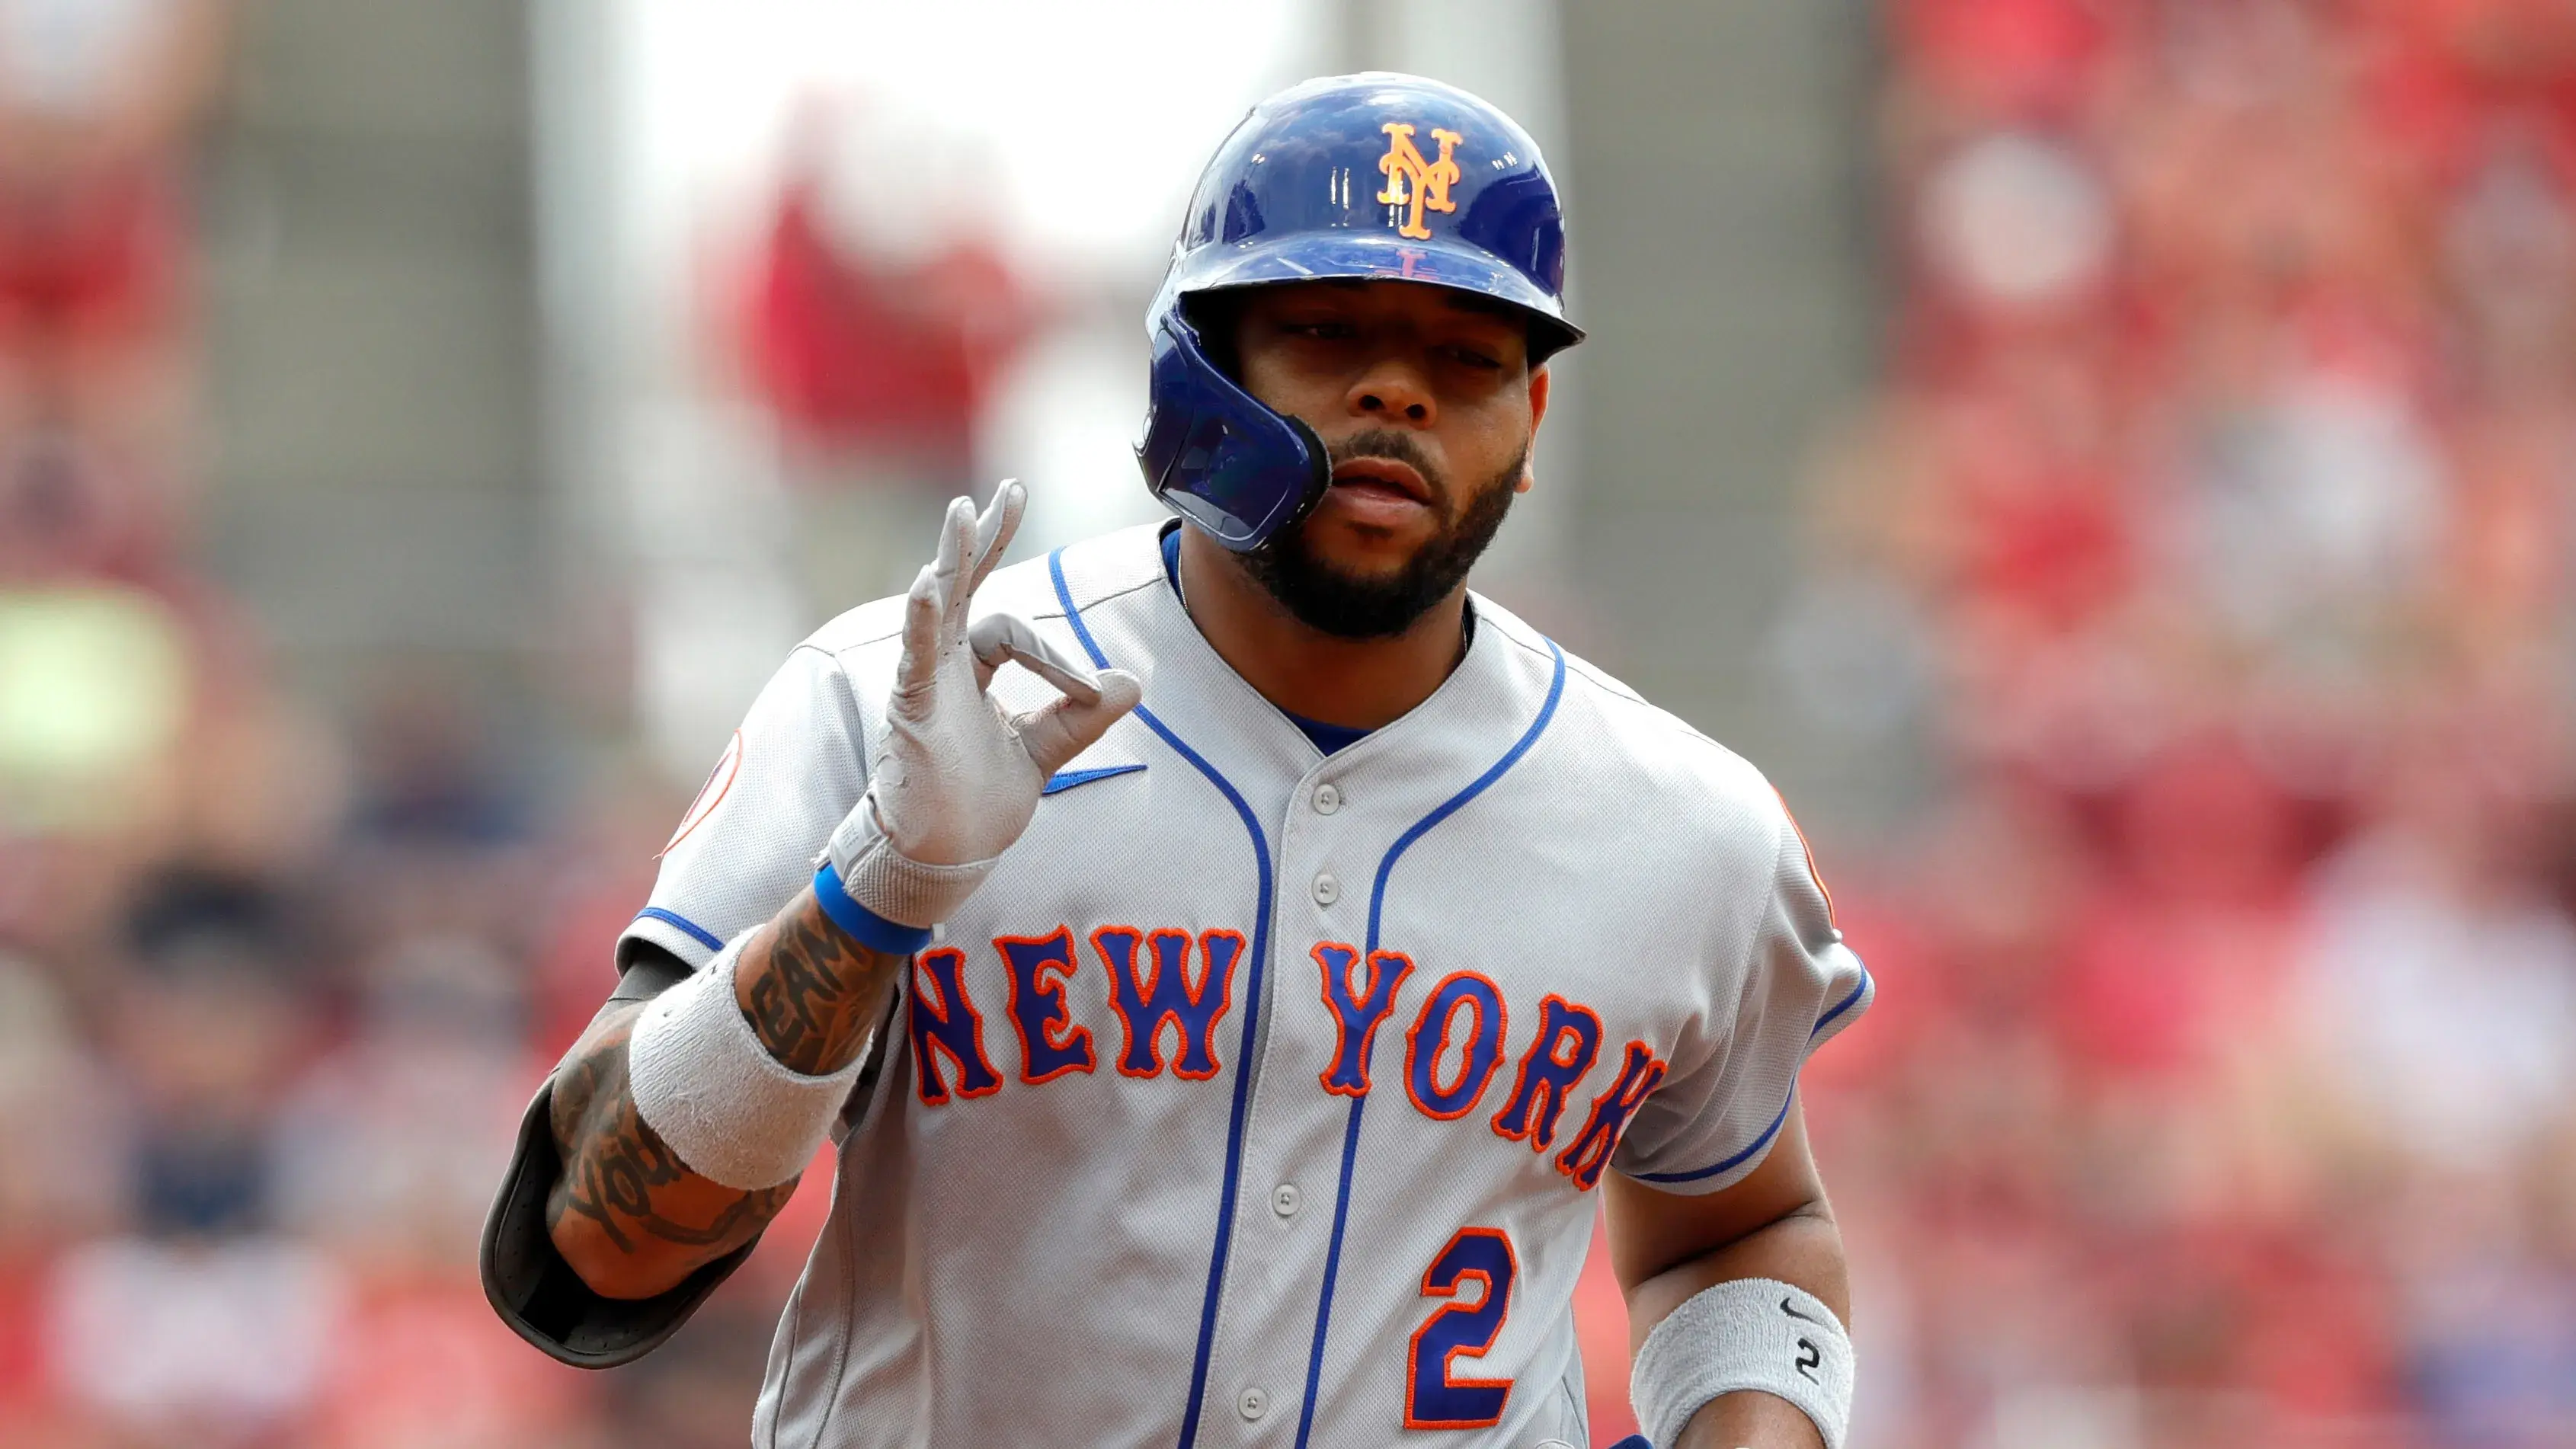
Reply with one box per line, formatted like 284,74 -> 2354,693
477,942 -> 758,1367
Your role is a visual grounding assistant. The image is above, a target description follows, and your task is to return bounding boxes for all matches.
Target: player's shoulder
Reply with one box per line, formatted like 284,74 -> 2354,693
1473,595 -> 1790,843
1035,521 -> 1172,618
795,593 -> 908,666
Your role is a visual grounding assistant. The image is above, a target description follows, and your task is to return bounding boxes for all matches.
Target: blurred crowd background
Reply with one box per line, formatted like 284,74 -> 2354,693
4,2 -> 2574,1447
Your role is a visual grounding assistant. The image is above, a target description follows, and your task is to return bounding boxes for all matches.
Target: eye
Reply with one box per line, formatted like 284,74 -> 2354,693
1282,319 -> 1357,340
1445,344 -> 1503,369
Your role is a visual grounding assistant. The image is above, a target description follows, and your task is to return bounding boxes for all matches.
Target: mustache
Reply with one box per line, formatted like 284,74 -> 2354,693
1326,429 -> 1446,501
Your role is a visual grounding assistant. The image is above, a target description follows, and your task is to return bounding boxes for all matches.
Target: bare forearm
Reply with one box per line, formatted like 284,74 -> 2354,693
731,886 -> 905,1074
1675,1387 -> 1829,1449
1636,1206 -> 1849,1449
546,887 -> 904,1297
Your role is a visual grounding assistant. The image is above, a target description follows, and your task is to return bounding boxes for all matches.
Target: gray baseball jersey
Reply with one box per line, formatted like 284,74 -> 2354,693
610,522 -> 1871,1446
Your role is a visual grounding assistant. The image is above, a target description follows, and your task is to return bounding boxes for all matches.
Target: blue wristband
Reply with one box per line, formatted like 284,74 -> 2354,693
811,862 -> 935,955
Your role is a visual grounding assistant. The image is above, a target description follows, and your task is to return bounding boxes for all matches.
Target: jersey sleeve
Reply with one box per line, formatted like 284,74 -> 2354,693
618,642 -> 873,972
1611,795 -> 1874,1195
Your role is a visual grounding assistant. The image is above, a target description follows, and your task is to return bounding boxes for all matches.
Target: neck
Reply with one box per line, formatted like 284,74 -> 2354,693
1175,525 -> 1468,730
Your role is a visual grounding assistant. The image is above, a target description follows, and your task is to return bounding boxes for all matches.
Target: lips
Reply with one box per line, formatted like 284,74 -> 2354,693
1330,456 -> 1433,504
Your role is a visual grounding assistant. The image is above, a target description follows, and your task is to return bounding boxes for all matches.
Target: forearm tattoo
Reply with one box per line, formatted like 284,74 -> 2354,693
546,890 -> 901,1269
546,1015 -> 797,1260
740,890 -> 906,1076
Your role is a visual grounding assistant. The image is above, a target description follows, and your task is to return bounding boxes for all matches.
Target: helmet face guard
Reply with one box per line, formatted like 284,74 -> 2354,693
1138,72 -> 1583,553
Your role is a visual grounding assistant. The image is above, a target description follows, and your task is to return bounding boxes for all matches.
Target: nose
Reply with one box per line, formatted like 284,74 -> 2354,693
1347,358 -> 1435,427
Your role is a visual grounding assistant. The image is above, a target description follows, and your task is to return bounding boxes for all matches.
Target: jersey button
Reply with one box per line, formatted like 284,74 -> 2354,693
1313,782 -> 1341,814
1238,1387 -> 1268,1422
1311,872 -> 1340,906
1272,1184 -> 1301,1219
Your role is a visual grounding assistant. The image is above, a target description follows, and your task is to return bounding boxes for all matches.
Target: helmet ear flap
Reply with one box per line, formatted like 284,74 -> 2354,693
1136,303 -> 1331,552
1275,412 -> 1333,533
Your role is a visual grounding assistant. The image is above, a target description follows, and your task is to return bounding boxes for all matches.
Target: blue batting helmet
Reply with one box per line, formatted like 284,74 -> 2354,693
1137,72 -> 1583,552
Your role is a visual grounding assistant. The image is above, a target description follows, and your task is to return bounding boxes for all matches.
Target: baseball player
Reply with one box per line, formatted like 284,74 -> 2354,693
484,73 -> 1872,1449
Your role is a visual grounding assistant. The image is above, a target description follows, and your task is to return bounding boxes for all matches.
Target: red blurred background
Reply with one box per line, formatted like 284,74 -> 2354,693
5,4 -> 2576,1447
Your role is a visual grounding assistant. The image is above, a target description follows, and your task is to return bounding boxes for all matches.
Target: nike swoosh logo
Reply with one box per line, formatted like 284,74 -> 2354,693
1781,1297 -> 1826,1326
1041,763 -> 1147,795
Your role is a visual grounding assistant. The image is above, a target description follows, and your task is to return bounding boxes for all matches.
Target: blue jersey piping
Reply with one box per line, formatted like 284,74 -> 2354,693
632,906 -> 723,955
1050,549 -> 1275,1449
1292,639 -> 1566,1447
1629,964 -> 1875,1186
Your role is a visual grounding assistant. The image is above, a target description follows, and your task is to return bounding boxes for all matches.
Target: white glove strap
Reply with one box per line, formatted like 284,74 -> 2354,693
1630,1278 -> 1854,1449
825,791 -> 998,930
626,931 -> 866,1191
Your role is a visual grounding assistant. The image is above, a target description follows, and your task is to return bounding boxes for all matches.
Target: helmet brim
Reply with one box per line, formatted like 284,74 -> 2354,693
1170,231 -> 1584,362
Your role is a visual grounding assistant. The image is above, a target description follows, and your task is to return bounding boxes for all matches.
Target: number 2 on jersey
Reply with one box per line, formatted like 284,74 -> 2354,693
1404,1227 -> 1518,1428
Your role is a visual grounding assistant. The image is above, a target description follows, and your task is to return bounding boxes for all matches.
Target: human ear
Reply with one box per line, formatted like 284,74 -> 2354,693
1517,365 -> 1552,494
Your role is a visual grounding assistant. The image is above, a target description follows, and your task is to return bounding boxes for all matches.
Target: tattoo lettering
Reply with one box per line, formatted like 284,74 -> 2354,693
544,892 -> 901,1277
546,1017 -> 795,1264
741,892 -> 904,1075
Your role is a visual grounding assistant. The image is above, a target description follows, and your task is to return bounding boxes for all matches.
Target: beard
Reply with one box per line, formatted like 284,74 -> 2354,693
1238,429 -> 1525,640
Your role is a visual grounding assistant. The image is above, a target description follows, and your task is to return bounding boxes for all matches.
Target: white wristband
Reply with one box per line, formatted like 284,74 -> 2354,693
1630,1278 -> 1854,1449
626,931 -> 868,1191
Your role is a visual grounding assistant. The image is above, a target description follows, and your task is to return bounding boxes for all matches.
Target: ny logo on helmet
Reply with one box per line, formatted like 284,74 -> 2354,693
1376,122 -> 1463,239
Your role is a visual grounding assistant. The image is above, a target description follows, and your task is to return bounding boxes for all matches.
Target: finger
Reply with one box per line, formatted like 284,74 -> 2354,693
969,613 -> 1101,704
895,565 -> 942,695
1015,668 -> 1143,777
1003,644 -> 1102,708
963,479 -> 1025,598
968,612 -> 1038,691
934,494 -> 978,637
930,494 -> 971,584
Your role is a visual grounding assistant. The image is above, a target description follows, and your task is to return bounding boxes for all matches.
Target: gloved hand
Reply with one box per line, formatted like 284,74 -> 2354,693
824,481 -> 1142,930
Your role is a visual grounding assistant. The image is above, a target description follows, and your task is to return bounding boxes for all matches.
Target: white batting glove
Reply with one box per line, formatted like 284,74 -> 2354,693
821,481 -> 1141,938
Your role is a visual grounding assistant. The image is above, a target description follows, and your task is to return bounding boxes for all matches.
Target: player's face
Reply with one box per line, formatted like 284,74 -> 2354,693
1224,280 -> 1552,638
